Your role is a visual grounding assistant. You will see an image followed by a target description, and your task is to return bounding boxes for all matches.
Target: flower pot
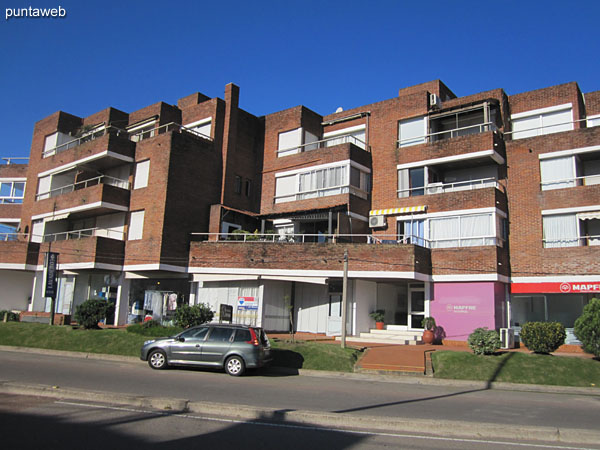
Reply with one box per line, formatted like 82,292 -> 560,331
422,329 -> 434,344
375,321 -> 384,330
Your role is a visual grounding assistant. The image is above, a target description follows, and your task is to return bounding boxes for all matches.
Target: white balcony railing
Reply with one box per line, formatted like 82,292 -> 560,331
397,177 -> 499,198
42,227 -> 124,242
543,235 -> 600,248
277,134 -> 367,155
541,173 -> 600,190
275,185 -> 368,204
42,126 -> 126,158
36,175 -> 130,201
129,122 -> 212,142
397,122 -> 497,147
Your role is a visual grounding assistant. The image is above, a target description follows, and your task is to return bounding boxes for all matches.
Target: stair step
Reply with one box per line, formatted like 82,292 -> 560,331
359,332 -> 420,341
337,336 -> 424,345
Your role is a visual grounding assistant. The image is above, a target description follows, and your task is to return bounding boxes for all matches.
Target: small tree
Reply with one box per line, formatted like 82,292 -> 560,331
174,303 -> 214,328
574,298 -> 600,357
520,322 -> 566,354
75,299 -> 110,329
468,327 -> 501,355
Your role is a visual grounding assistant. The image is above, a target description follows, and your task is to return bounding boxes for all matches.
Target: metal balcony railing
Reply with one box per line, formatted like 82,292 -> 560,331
398,122 -> 497,147
277,134 -> 367,155
540,173 -> 600,190
129,122 -> 213,142
36,175 -> 130,201
543,235 -> 600,248
397,177 -> 500,198
42,126 -> 126,158
42,227 -> 124,242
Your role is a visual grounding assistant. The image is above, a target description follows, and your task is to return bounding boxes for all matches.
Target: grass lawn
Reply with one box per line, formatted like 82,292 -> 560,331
0,322 -> 360,372
432,350 -> 600,388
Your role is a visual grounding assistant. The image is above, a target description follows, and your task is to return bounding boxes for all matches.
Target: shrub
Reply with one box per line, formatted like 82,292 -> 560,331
369,310 -> 385,322
74,299 -> 111,329
574,298 -> 600,357
520,321 -> 566,354
468,327 -> 501,355
174,303 -> 214,328
0,310 -> 20,322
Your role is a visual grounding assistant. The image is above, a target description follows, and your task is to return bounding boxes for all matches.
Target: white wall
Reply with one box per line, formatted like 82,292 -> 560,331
376,283 -> 398,324
115,278 -> 130,325
0,270 -> 34,310
31,271 -> 45,311
354,280 -> 377,334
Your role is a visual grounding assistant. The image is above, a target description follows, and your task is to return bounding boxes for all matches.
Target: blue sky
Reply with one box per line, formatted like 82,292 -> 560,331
1,0 -> 599,158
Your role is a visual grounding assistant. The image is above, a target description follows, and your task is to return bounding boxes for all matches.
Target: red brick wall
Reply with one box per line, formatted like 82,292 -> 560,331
505,126 -> 600,277
584,90 -> 600,117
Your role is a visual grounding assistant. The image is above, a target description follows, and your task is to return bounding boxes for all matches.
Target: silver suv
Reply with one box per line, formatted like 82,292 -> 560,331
140,323 -> 272,376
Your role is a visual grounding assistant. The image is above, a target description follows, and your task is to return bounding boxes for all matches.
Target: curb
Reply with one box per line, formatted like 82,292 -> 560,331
1,345 -> 599,396
1,380 -> 599,446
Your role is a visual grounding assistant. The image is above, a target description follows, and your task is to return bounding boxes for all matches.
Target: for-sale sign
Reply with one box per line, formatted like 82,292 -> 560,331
237,296 -> 258,310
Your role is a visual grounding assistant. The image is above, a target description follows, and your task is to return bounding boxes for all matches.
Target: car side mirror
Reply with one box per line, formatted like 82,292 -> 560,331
178,337 -> 185,342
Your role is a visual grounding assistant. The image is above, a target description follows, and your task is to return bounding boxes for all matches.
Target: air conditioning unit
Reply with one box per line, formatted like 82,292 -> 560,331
429,93 -> 442,110
499,328 -> 515,349
427,182 -> 443,194
369,215 -> 385,228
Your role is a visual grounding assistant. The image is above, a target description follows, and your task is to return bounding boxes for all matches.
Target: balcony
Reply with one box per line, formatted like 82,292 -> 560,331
398,177 -> 500,198
129,122 -> 214,143
277,133 -> 368,156
42,227 -> 124,243
0,237 -> 39,267
36,175 -> 130,201
40,129 -> 135,170
33,182 -> 130,217
38,235 -> 125,267
189,234 -> 431,275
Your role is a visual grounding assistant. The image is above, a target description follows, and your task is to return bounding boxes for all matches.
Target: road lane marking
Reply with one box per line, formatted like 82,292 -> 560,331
55,401 -> 596,450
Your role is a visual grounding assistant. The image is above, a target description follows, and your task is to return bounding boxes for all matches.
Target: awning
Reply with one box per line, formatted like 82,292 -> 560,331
369,206 -> 427,216
577,211 -> 600,221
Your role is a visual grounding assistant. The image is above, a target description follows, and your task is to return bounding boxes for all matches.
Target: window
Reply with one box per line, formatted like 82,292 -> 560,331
512,104 -> 573,140
207,327 -> 234,342
0,181 -> 25,203
398,117 -> 427,147
429,213 -> 493,248
540,151 -> 600,190
428,103 -> 498,142
128,211 -> 145,240
398,168 -> 425,197
543,212 -> 600,247
128,119 -> 157,142
179,326 -> 209,340
0,222 -> 18,241
274,161 -> 370,203
43,131 -> 73,157
587,114 -> 600,128
324,125 -> 366,150
277,128 -> 302,156
397,219 -> 425,246
184,118 -> 212,139
234,175 -> 242,194
234,329 -> 251,342
245,179 -> 251,197
133,160 -> 150,190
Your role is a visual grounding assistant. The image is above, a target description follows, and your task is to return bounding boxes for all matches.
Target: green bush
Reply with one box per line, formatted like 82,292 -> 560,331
174,303 -> 214,328
467,327 -> 501,355
520,322 -> 566,354
574,298 -> 600,357
0,310 -> 20,322
74,299 -> 111,329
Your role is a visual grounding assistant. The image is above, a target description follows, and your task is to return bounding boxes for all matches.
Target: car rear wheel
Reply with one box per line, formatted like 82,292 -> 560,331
225,355 -> 245,376
148,349 -> 168,370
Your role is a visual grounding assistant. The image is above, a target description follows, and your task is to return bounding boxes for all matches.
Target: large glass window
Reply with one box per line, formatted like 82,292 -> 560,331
0,181 -> 25,203
512,106 -> 573,140
398,116 -> 427,147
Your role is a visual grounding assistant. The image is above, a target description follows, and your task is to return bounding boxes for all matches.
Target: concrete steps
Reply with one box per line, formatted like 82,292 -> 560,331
336,328 -> 425,345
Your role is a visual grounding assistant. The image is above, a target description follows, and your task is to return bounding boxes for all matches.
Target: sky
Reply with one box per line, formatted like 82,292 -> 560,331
1,0 -> 599,159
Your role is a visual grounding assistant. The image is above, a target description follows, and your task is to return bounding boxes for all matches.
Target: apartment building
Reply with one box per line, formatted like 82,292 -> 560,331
1,79 -> 598,345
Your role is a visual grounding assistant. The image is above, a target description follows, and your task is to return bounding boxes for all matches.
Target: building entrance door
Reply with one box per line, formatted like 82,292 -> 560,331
408,288 -> 425,329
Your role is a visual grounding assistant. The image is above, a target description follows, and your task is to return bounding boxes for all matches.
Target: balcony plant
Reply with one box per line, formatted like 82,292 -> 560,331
369,309 -> 385,330
421,316 -> 436,344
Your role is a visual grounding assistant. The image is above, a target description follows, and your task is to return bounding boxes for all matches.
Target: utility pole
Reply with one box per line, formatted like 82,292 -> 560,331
341,249 -> 348,349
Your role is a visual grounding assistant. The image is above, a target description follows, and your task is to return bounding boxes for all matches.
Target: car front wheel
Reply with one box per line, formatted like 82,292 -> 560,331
148,349 -> 168,370
225,355 -> 245,376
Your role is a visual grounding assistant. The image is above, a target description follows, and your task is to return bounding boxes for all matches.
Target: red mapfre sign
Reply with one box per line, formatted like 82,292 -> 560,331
511,282 -> 600,294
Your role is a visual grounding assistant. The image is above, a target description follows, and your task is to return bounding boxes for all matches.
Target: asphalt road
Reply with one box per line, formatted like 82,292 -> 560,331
1,393 -> 598,450
1,349 -> 599,431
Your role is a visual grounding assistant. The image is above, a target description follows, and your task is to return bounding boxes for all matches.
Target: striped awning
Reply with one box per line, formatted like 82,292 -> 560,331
369,205 -> 427,216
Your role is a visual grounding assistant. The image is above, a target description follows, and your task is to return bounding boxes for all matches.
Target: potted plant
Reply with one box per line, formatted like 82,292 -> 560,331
421,316 -> 436,344
369,309 -> 386,330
